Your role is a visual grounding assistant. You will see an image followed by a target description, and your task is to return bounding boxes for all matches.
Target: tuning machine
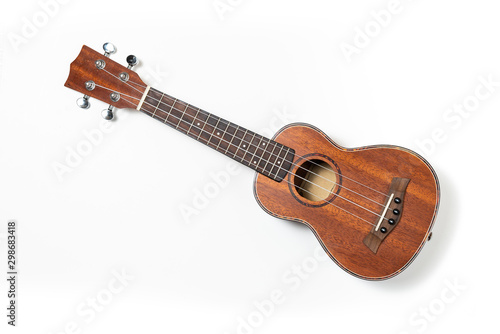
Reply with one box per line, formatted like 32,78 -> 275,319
76,95 -> 90,109
101,50 -> 140,120
101,43 -> 118,120
75,43 -> 116,110
101,105 -> 114,120
126,54 -> 138,69
103,42 -> 116,57
75,42 -> 139,121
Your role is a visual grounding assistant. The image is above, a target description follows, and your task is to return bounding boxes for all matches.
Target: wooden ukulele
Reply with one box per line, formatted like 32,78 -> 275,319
64,43 -> 440,280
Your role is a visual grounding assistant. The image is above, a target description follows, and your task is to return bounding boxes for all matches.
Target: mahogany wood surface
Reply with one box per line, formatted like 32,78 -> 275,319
254,123 -> 440,280
64,45 -> 295,182
64,45 -> 146,109
64,45 -> 440,280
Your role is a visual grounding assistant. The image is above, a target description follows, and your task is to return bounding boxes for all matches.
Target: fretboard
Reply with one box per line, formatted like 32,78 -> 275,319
137,87 -> 295,182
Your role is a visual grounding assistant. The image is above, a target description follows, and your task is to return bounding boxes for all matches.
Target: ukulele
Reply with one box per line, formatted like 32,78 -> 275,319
64,43 -> 440,280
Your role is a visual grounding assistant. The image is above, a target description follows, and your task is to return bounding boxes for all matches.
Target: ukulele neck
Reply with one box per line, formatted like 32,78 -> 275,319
136,86 -> 295,182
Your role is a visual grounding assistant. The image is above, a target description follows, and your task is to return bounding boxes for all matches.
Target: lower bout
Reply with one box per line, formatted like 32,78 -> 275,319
253,123 -> 439,280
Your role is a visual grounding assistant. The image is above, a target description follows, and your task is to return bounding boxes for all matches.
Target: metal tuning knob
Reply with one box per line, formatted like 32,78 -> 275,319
76,95 -> 90,109
126,55 -> 138,69
101,42 -> 117,120
101,105 -> 114,120
103,42 -> 116,57
74,43 -> 116,113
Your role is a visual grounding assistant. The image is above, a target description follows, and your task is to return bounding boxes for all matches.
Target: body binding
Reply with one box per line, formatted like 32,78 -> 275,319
253,123 -> 440,280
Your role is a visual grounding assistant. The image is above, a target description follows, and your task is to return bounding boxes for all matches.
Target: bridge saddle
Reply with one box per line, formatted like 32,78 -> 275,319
363,177 -> 410,254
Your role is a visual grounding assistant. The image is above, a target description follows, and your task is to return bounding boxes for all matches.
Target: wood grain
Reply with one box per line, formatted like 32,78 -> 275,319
64,45 -> 440,280
64,45 -> 146,109
254,123 -> 440,280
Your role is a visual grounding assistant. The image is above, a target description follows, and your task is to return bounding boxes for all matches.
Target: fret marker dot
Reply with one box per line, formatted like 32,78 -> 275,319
253,161 -> 257,164
217,132 -> 220,136
262,143 -> 266,146
243,145 -> 246,148
197,123 -> 200,126
277,161 -> 281,164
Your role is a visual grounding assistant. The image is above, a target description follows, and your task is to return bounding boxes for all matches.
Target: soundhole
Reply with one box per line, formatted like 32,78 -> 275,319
293,159 -> 338,202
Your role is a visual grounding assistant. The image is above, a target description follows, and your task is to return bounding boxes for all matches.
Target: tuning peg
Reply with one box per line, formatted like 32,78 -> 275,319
101,105 -> 114,120
103,42 -> 116,57
126,55 -> 138,69
76,95 -> 90,109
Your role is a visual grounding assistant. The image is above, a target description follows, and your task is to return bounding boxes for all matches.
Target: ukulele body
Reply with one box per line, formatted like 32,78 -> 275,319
64,44 -> 441,280
253,123 -> 440,280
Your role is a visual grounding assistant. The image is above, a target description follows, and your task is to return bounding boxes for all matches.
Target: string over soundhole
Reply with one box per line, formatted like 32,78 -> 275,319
289,155 -> 342,207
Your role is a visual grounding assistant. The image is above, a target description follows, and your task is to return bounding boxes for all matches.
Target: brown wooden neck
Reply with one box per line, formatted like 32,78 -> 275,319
137,87 -> 295,182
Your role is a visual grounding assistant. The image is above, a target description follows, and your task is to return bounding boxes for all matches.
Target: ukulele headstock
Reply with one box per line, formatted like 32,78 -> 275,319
64,43 -> 147,120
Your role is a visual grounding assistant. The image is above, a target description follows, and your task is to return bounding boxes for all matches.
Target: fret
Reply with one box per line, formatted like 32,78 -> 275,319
199,114 -> 219,147
138,87 -> 295,182
269,144 -> 285,178
240,131 -> 251,153
167,99 -> 183,128
223,123 -> 238,156
214,119 -> 231,152
233,128 -> 249,163
276,145 -> 288,176
251,135 -> 265,167
149,92 -> 175,129
187,107 -> 201,138
165,99 -> 177,124
276,147 -> 295,181
256,138 -> 273,173
176,102 -> 192,134
152,93 -> 164,118
276,147 -> 287,168
196,111 -> 210,143
190,110 -> 207,140
243,132 -> 258,165
208,117 -> 222,149
193,110 -> 208,130
262,141 -> 280,176
143,89 -> 164,122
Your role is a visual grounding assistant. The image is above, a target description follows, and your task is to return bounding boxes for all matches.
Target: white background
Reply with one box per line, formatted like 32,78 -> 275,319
1,0 -> 499,333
